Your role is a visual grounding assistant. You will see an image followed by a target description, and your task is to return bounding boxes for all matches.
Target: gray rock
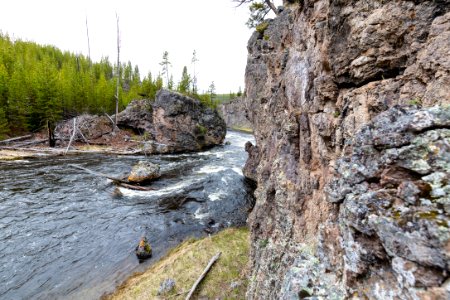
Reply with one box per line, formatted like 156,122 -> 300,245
116,99 -> 153,134
157,278 -> 176,295
218,97 -> 253,131
151,89 -> 227,153
128,161 -> 160,183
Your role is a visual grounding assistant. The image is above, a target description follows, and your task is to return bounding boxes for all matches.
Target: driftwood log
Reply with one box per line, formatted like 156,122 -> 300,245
185,252 -> 222,300
0,134 -> 33,144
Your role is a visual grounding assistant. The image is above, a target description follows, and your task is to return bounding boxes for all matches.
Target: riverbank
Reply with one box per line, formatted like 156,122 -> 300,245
228,126 -> 253,134
104,227 -> 250,300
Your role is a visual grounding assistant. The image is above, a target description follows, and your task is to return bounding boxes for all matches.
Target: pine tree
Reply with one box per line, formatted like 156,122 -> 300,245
177,66 -> 191,94
208,81 -> 216,107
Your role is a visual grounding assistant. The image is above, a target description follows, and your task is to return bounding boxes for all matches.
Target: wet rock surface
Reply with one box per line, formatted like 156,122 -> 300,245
244,1 -> 450,299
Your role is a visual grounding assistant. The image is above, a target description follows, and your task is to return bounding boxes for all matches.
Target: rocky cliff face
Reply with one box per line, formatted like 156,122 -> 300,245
244,1 -> 450,299
219,97 -> 253,131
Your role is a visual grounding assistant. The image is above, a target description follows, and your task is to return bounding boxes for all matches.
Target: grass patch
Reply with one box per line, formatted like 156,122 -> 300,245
105,227 -> 250,300
230,126 -> 253,134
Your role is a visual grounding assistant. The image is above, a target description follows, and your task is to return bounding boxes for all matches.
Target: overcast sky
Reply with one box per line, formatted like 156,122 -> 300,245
0,0 -> 282,93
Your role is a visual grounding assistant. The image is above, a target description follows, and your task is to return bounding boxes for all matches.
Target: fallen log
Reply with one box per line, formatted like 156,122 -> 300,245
0,146 -> 63,154
117,182 -> 156,191
68,163 -> 129,183
68,164 -> 156,191
15,139 -> 48,147
0,134 -> 33,144
185,252 -> 222,300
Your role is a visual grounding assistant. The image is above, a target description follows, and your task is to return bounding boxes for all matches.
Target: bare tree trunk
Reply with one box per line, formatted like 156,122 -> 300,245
65,118 -> 77,155
104,113 -> 120,131
115,13 -> 120,128
86,15 -> 91,63
47,120 -> 56,147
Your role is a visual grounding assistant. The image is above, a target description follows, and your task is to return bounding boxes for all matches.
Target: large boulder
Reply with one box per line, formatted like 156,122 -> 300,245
116,99 -> 153,134
128,161 -> 160,183
151,89 -> 226,153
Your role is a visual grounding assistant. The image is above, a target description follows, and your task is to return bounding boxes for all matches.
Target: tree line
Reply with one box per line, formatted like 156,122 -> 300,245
0,34 -> 225,139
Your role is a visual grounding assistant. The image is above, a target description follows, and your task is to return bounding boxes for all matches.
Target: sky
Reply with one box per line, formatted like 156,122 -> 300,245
0,0 -> 281,94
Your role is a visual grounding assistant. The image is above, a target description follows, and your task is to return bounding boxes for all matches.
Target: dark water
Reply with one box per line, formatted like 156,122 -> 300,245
0,131 -> 255,300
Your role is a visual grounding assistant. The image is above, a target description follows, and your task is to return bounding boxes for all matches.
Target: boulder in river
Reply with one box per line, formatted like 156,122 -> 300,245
135,237 -> 152,260
128,161 -> 160,183
151,89 -> 227,153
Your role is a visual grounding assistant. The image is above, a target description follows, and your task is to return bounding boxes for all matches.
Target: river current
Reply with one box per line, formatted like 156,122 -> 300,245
0,131 -> 254,299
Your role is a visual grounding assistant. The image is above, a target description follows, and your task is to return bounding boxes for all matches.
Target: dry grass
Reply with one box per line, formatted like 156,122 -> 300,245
230,126 -> 253,134
105,227 -> 250,300
0,149 -> 35,160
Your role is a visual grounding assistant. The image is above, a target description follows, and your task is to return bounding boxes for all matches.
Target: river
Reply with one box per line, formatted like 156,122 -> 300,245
0,131 -> 255,300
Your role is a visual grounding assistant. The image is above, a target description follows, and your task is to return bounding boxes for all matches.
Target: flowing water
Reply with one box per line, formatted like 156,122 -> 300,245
0,131 -> 255,300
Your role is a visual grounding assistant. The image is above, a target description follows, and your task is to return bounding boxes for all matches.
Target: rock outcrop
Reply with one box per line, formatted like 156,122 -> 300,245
219,97 -> 253,131
151,89 -> 226,153
244,1 -> 450,299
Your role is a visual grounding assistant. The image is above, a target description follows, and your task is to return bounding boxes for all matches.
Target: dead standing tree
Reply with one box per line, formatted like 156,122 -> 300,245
115,13 -> 121,128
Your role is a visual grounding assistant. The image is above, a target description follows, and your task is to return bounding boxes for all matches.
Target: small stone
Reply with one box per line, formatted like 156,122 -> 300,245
230,281 -> 241,289
157,278 -> 176,295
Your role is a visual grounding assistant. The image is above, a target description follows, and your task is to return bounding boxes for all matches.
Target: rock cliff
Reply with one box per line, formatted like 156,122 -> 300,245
243,1 -> 450,299
219,97 -> 253,131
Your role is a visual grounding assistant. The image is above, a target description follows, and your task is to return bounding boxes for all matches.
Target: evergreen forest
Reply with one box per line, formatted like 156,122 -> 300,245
0,34 -> 220,138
